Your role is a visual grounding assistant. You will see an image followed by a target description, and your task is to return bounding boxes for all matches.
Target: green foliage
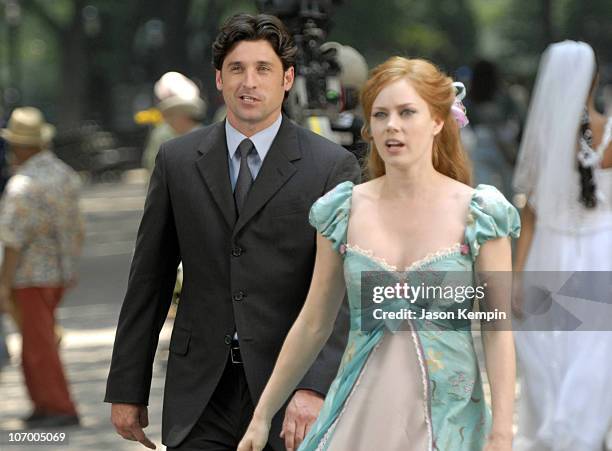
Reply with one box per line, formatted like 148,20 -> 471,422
564,0 -> 612,64
2,0 -> 610,129
328,0 -> 478,70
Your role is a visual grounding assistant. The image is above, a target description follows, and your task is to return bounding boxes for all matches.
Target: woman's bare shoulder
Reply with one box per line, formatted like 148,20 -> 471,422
352,177 -> 383,199
438,175 -> 475,203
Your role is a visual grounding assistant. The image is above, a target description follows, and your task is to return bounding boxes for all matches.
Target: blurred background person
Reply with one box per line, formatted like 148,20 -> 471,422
512,41 -> 612,451
0,103 -> 9,374
464,59 -> 523,199
320,41 -> 369,165
0,103 -> 10,192
0,106 -> 84,428
140,71 -> 206,174
146,72 -> 206,304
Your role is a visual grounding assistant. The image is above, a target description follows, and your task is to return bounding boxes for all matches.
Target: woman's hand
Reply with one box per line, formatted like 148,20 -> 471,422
483,432 -> 512,451
237,416 -> 271,451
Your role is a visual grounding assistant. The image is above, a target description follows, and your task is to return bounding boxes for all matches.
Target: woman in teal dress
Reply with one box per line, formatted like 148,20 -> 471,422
239,57 -> 520,451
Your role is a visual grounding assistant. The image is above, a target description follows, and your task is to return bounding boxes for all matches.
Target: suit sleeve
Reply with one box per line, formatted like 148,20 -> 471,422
296,150 -> 360,395
104,144 -> 181,405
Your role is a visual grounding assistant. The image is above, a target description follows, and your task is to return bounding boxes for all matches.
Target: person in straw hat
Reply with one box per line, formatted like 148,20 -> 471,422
0,106 -> 84,428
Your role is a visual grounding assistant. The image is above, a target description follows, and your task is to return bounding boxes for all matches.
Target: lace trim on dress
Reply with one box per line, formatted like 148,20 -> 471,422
345,244 -> 398,271
405,243 -> 462,271
345,243 -> 463,272
408,320 -> 435,450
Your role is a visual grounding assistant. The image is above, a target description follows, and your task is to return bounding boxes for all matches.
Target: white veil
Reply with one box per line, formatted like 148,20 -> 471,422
513,41 -> 595,228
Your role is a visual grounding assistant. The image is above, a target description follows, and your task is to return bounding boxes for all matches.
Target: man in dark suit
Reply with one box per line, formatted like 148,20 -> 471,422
105,13 -> 360,451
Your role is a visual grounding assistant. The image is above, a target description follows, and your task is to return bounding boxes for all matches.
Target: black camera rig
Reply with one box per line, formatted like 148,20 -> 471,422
255,0 -> 367,161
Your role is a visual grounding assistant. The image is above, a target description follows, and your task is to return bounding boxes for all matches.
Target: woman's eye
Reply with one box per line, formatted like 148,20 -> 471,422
401,109 -> 416,116
373,111 -> 387,119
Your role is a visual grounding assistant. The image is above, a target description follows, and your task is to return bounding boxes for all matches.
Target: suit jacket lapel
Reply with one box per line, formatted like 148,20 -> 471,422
195,122 -> 237,228
233,116 -> 301,238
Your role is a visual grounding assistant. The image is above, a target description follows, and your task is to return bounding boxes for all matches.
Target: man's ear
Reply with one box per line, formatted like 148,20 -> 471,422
215,70 -> 223,91
283,66 -> 295,91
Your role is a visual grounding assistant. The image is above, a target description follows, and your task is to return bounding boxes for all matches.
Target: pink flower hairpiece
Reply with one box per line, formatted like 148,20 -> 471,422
451,81 -> 469,128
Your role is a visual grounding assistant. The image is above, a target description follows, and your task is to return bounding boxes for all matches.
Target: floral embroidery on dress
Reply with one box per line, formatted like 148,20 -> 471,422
448,372 -> 476,399
426,349 -> 445,373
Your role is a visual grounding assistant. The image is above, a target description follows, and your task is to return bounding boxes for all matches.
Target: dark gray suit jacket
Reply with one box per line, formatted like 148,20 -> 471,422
105,116 -> 360,448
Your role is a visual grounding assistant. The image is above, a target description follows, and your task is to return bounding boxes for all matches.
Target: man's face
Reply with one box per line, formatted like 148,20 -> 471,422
216,39 -> 294,136
8,143 -> 39,166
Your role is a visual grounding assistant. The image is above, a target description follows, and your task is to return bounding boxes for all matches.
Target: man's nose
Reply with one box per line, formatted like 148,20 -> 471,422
242,68 -> 257,89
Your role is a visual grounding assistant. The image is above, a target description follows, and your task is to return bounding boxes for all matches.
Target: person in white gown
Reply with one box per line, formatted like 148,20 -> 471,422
512,40 -> 612,451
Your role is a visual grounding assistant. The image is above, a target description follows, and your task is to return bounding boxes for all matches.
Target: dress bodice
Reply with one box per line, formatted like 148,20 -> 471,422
309,181 -> 520,332
301,182 -> 521,451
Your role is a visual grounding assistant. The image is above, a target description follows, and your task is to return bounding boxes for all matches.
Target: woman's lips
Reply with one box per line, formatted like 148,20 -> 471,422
384,139 -> 405,152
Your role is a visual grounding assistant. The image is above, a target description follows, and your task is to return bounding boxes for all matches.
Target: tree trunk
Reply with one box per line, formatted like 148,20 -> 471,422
542,0 -> 553,44
160,0 -> 191,75
24,0 -> 89,130
57,5 -> 88,130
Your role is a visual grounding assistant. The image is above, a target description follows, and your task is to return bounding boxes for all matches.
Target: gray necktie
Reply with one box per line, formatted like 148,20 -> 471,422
234,138 -> 255,215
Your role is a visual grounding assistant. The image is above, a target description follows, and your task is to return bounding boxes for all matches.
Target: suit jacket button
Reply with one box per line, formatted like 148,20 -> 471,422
233,291 -> 244,301
231,247 -> 243,257
224,334 -> 232,345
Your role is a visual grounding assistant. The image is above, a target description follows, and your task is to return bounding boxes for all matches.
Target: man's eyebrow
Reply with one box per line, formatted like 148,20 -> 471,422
226,60 -> 275,66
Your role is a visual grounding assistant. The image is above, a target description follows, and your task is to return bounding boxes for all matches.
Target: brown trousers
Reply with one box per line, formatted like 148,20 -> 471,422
13,286 -> 77,415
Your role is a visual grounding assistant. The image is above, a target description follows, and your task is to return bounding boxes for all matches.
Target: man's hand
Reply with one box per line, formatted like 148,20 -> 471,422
280,389 -> 324,451
111,403 -> 156,449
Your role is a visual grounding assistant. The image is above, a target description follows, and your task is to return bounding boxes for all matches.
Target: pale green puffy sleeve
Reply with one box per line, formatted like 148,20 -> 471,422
465,184 -> 521,259
308,181 -> 354,254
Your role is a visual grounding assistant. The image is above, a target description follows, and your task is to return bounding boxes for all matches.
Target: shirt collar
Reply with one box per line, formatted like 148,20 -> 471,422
17,150 -> 53,173
225,114 -> 283,161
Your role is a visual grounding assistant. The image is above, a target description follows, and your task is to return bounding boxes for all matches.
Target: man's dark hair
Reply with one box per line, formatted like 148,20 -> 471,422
212,13 -> 297,71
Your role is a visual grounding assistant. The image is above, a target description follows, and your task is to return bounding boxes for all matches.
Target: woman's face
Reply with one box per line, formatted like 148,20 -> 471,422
369,78 -> 443,171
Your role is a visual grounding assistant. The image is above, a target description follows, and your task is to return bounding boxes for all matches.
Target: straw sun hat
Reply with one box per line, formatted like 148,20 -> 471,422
1,107 -> 56,147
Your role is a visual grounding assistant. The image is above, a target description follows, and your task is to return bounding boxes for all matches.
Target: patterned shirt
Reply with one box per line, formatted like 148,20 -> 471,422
0,150 -> 84,288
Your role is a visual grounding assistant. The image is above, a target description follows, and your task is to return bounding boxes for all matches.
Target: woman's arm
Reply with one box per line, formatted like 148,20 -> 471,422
513,203 -> 535,272
512,202 -> 535,319
476,237 -> 515,449
238,233 -> 347,451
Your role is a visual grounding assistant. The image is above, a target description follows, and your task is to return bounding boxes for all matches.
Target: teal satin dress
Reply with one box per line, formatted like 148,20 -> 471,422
299,181 -> 520,451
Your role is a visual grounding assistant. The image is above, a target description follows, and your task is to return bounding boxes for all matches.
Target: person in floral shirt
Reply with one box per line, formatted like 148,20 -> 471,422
0,107 -> 84,428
